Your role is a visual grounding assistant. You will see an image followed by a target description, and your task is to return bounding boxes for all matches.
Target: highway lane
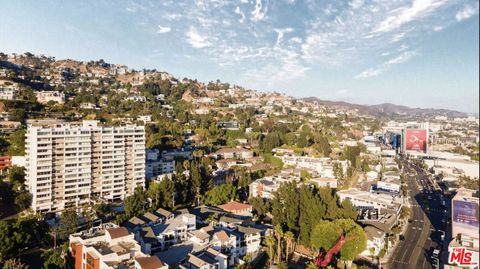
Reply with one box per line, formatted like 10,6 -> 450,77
389,167 -> 429,269
412,165 -> 446,269
388,161 -> 446,269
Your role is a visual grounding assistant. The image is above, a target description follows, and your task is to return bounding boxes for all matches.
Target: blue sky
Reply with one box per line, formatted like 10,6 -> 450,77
0,0 -> 478,113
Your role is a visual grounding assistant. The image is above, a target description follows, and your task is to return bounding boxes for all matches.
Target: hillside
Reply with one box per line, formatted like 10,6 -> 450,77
0,52 -> 470,119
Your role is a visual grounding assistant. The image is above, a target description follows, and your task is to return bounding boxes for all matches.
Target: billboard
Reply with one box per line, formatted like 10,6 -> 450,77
452,200 -> 480,239
405,129 -> 427,152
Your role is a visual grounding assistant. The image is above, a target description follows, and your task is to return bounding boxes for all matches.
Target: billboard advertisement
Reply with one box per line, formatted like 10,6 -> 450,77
405,129 -> 427,152
452,200 -> 480,239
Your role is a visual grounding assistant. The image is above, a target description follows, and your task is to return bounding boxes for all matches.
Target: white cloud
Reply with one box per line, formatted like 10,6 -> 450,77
126,7 -> 137,13
289,37 -> 302,44
129,0 -> 474,91
185,27 -> 211,48
398,44 -> 409,52
373,0 -> 449,33
251,0 -> 267,22
349,0 -> 364,10
163,13 -> 182,20
274,28 -> 294,46
157,26 -> 171,34
455,4 -> 478,21
391,32 -> 407,42
433,25 -> 444,31
235,6 -> 246,23
355,50 -> 417,79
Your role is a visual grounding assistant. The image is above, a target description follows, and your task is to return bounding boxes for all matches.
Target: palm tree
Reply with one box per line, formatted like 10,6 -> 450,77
264,235 -> 276,267
274,224 -> 284,265
284,231 -> 295,262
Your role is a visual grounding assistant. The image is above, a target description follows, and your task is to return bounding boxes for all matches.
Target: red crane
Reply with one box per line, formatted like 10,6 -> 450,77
313,235 -> 355,268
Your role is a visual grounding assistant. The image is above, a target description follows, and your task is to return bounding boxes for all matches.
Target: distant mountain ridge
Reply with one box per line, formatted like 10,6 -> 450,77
302,97 -> 469,118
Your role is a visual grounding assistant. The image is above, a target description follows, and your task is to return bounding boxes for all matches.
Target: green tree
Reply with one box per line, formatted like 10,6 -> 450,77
339,199 -> 357,220
202,183 -> 237,206
334,218 -> 367,262
310,220 -> 343,251
263,154 -> 284,170
14,191 -> 31,211
6,166 -> 25,184
284,231 -> 295,262
318,187 -> 341,220
261,132 -> 284,153
313,134 -> 332,157
298,185 -> 326,245
6,129 -> 26,155
272,182 -> 299,233
284,132 -> 297,146
248,197 -> 270,220
274,224 -> 284,264
124,187 -> 148,218
264,235 -> 276,267
147,179 -> 175,209
0,220 -> 32,263
190,162 -> 203,206
42,248 -> 64,269
59,208 -> 78,237
343,146 -> 361,167
93,202 -> 113,220
0,221 -> 16,263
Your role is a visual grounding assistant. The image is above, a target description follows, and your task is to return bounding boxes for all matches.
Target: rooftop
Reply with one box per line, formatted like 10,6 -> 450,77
106,227 -> 130,239
136,256 -> 165,269
217,201 -> 252,212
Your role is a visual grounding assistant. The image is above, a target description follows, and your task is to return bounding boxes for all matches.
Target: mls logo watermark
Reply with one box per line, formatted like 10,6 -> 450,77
448,247 -> 478,267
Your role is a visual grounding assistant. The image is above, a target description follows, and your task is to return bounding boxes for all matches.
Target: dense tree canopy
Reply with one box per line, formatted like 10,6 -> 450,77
202,183 -> 237,206
310,219 -> 367,263
124,187 -> 148,218
310,220 -> 343,251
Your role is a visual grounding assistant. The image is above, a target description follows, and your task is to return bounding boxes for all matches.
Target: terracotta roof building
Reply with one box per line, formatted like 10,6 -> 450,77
217,201 -> 252,215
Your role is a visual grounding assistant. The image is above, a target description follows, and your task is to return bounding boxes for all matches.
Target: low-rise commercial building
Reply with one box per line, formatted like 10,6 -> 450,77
337,188 -> 403,214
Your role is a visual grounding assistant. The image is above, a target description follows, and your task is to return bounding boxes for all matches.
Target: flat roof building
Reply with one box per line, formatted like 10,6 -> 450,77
69,223 -> 168,269
26,120 -> 145,212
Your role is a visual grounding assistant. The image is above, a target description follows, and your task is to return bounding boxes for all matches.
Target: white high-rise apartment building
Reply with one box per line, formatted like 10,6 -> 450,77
26,120 -> 145,212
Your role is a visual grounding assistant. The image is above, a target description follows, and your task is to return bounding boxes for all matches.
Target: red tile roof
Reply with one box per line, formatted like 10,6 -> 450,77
217,201 -> 252,212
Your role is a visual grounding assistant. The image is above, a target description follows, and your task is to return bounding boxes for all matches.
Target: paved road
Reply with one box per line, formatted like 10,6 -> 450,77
388,161 -> 448,269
